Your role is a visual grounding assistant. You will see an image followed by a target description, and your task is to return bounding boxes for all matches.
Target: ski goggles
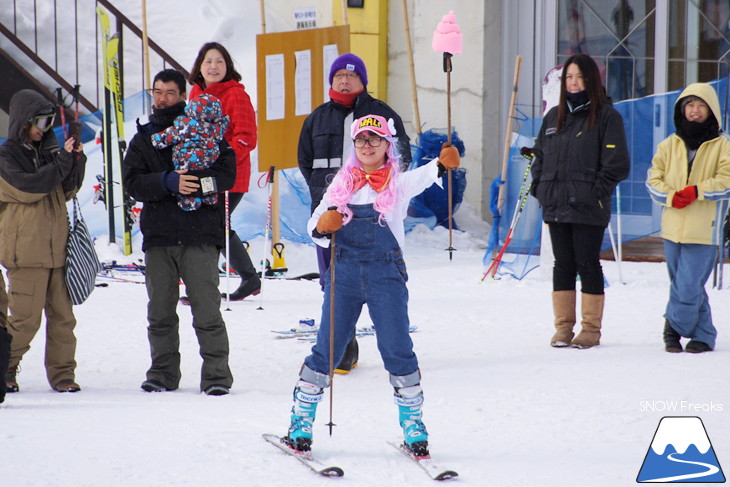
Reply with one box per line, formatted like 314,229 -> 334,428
29,113 -> 56,132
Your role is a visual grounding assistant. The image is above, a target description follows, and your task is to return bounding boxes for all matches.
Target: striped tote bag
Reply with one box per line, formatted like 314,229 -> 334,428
65,197 -> 102,305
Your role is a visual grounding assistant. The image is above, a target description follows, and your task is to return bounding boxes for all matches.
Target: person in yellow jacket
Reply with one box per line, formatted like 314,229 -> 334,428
646,82 -> 730,353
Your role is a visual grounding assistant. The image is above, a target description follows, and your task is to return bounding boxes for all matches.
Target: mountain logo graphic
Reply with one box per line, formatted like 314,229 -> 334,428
637,416 -> 725,483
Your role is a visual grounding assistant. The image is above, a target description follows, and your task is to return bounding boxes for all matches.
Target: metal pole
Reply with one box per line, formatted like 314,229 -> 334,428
326,232 -> 336,435
224,191 -> 231,310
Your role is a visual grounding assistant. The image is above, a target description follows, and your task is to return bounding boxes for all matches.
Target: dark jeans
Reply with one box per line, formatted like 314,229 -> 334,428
145,245 -> 233,391
548,222 -> 605,294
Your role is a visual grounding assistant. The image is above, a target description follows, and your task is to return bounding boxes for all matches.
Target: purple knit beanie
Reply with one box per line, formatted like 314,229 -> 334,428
328,53 -> 368,87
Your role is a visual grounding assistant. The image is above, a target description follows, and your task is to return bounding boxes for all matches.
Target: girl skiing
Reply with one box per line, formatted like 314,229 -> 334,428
281,114 -> 460,457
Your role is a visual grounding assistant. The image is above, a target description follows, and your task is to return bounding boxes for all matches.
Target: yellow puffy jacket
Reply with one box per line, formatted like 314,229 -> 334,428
646,83 -> 730,245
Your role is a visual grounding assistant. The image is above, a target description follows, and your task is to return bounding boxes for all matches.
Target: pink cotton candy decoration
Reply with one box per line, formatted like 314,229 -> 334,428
432,11 -> 462,55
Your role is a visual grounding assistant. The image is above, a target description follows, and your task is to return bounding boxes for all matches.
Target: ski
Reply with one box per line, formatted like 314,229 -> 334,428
387,439 -> 458,481
296,326 -> 419,342
101,262 -> 145,273
262,434 -> 344,477
103,261 -> 317,281
96,274 -> 145,285
97,6 -> 135,256
272,323 -> 418,339
96,8 -> 116,247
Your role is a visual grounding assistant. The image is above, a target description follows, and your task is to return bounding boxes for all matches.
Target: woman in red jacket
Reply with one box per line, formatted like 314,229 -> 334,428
189,42 -> 260,300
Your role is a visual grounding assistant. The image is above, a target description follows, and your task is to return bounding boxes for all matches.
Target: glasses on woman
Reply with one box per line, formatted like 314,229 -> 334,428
353,136 -> 383,148
29,113 -> 56,132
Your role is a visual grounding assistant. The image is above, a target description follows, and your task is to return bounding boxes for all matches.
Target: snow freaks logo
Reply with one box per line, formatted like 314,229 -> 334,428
637,416 -> 725,483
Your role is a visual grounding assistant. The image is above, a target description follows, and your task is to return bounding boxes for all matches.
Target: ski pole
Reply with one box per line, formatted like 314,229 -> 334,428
717,210 -> 730,289
432,11 -> 462,261
438,53 -> 455,260
56,88 -> 68,139
481,147 -> 534,281
616,184 -> 624,266
615,184 -> 624,283
326,231 -> 337,436
257,166 -> 275,311
481,185 -> 531,281
606,219 -> 622,285
224,191 -> 231,311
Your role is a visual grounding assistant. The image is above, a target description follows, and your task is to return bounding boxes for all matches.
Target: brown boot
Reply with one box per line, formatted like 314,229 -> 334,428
571,293 -> 604,349
550,290 -> 576,347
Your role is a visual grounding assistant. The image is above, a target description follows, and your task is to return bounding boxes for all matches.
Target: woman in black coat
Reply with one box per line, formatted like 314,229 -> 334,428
530,54 -> 630,349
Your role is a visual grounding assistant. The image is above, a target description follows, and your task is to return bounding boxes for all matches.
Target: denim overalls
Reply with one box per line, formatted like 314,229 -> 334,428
303,203 -> 419,380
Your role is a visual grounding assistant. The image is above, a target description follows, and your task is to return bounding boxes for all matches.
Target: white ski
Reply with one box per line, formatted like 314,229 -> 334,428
262,433 -> 344,477
387,439 -> 458,481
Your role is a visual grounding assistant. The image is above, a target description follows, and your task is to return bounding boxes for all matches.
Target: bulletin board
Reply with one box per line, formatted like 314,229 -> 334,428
256,25 -> 350,171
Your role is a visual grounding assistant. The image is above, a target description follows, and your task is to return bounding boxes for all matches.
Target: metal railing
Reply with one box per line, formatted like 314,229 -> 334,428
0,0 -> 189,114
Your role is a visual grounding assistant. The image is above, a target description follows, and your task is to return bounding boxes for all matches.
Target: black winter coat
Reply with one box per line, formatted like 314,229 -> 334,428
530,100 -> 630,227
122,103 -> 236,251
297,91 -> 411,212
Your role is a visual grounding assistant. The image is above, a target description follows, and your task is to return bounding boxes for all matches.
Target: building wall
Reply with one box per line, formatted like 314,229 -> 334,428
267,0 -> 511,223
387,0 -> 494,220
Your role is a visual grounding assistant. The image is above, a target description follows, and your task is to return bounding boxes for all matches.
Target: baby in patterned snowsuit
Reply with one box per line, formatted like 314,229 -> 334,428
151,93 -> 229,211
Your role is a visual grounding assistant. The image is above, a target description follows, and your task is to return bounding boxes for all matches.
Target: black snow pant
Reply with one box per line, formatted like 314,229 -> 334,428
548,222 -> 606,295
144,245 -> 233,391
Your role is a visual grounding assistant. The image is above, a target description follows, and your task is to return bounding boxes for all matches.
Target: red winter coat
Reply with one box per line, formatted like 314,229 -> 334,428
190,79 -> 257,193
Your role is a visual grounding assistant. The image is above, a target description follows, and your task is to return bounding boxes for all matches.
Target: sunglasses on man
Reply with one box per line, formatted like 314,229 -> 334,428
29,113 -> 56,132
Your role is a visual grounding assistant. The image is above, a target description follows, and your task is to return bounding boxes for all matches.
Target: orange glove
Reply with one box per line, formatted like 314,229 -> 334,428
316,208 -> 343,234
439,143 -> 460,169
672,186 -> 698,209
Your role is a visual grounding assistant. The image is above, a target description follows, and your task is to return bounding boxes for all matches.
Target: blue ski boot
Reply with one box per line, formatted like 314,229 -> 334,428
395,385 -> 429,457
284,380 -> 322,452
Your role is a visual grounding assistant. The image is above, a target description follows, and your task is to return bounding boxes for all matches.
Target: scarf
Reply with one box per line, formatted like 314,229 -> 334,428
150,102 -> 186,129
329,88 -> 363,109
676,118 -> 719,150
566,90 -> 590,112
351,166 -> 391,193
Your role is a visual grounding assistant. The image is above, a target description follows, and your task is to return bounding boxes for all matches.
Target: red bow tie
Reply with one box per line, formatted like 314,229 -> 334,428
351,167 -> 391,193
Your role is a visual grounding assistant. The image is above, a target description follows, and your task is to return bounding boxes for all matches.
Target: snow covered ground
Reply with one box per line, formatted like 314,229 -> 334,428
3,226 -> 730,486
3,2 -> 729,486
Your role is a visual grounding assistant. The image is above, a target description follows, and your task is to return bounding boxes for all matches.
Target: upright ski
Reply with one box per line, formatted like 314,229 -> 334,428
96,8 -> 116,246
387,439 -> 458,481
97,7 -> 135,255
262,433 -> 344,477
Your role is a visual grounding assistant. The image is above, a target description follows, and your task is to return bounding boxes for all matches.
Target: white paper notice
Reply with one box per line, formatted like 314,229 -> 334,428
322,44 -> 339,101
294,50 -> 312,116
265,54 -> 285,120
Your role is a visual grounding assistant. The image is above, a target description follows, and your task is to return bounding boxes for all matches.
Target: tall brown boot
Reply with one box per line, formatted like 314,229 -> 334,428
550,290 -> 576,347
571,293 -> 604,349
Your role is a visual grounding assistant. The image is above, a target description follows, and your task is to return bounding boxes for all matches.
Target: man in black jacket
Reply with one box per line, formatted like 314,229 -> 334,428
298,53 -> 412,373
123,69 -> 236,396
